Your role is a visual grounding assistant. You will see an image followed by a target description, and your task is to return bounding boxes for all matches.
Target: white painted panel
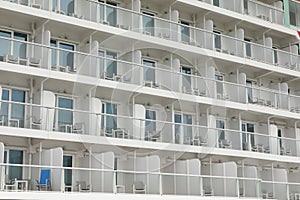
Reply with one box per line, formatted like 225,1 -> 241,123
239,73 -> 247,103
269,124 -> 278,154
207,66 -> 216,98
132,50 -> 142,85
0,86 -> 2,110
41,91 -> 55,131
207,115 -> 217,147
90,98 -> 102,136
51,148 -> 63,191
171,10 -> 179,42
224,162 -> 237,196
148,156 -> 160,194
205,20 -> 214,50
91,152 -> 114,193
133,104 -> 145,139
188,159 -> 201,195
0,142 -> 4,190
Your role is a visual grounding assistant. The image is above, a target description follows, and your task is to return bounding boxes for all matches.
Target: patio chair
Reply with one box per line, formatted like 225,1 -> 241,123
133,181 -> 146,194
77,181 -> 92,192
35,169 -> 51,191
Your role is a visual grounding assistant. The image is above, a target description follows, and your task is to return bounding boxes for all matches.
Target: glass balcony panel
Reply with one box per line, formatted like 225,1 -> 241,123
145,110 -> 156,137
183,114 -> 193,144
0,31 -> 11,57
143,60 -> 156,83
98,51 -> 105,78
106,52 -> 117,78
181,22 -> 190,44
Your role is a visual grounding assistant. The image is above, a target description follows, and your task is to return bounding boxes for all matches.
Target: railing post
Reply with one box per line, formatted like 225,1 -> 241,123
113,170 -> 117,194
159,173 -> 163,195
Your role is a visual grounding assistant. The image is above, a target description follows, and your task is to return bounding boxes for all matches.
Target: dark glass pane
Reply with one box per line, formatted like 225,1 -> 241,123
58,98 -> 73,132
11,89 -> 25,128
8,150 -> 23,180
13,32 -> 27,59
63,155 -> 72,186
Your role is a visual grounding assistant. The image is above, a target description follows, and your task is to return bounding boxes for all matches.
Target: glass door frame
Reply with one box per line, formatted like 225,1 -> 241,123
99,0 -> 118,26
4,148 -> 25,180
0,29 -> 28,59
101,101 -> 118,135
63,154 -> 74,189
174,111 -> 194,144
50,39 -> 76,71
56,95 -> 74,133
179,19 -> 191,44
241,122 -> 255,151
181,65 -> 193,93
141,9 -> 156,36
0,87 -> 27,128
142,58 -> 157,84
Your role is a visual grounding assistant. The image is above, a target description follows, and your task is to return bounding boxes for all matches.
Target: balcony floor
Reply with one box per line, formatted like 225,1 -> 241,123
0,191 -> 261,200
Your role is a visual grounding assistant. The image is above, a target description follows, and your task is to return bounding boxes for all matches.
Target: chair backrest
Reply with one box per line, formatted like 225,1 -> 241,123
40,169 -> 50,185
134,181 -> 145,190
77,181 -> 86,189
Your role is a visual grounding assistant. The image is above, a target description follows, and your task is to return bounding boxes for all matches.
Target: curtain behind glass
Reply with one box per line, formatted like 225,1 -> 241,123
143,13 -> 154,36
59,43 -> 74,70
60,0 -> 74,14
143,60 -> 155,82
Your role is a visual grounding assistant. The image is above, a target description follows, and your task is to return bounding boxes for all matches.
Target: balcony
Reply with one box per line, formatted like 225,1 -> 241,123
0,98 -> 299,159
0,147 -> 299,199
198,0 -> 285,25
1,0 -> 298,71
0,147 -> 296,199
0,35 -> 300,115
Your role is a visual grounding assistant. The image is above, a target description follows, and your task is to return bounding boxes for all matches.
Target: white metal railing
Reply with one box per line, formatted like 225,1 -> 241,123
0,162 -> 263,197
1,0 -> 298,70
0,35 -> 299,114
0,99 -> 299,157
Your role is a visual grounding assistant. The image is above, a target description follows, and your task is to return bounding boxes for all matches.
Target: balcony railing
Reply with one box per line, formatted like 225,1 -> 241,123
0,162 -> 279,198
0,36 -> 299,113
0,99 -> 299,158
1,0 -> 299,70
199,0 -> 285,25
0,162 -> 299,199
